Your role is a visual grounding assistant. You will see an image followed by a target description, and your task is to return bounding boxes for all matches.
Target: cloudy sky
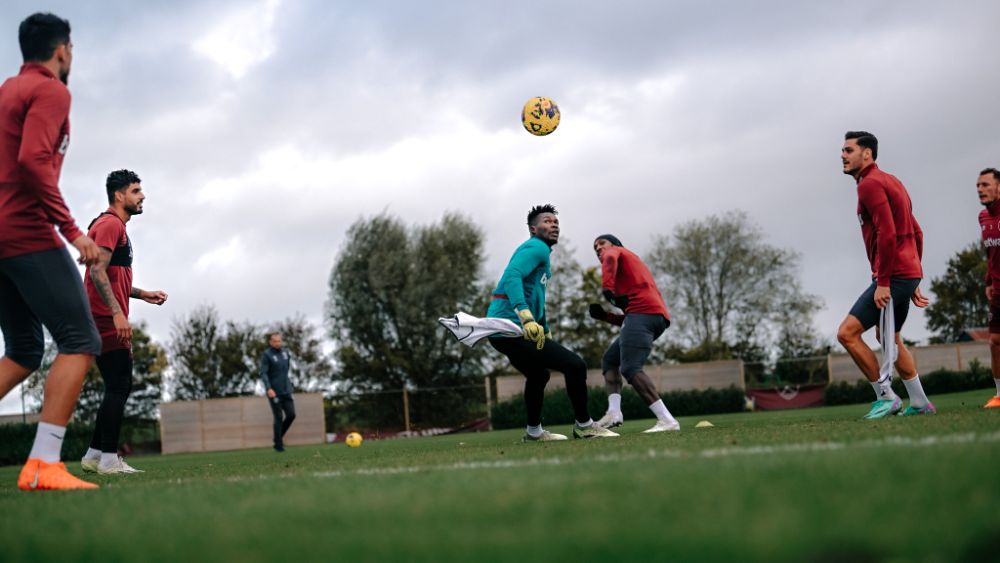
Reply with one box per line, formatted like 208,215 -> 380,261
2,1 -> 999,413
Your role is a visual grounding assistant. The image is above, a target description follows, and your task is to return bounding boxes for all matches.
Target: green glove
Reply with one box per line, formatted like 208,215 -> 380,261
517,309 -> 546,350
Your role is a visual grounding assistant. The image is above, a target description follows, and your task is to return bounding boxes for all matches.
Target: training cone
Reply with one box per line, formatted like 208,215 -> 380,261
695,420 -> 715,428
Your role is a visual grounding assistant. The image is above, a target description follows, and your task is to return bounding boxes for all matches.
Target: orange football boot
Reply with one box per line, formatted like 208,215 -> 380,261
18,458 -> 99,491
984,396 -> 1000,409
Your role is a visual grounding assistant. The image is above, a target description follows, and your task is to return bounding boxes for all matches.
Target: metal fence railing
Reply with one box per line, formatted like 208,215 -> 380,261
325,384 -> 489,436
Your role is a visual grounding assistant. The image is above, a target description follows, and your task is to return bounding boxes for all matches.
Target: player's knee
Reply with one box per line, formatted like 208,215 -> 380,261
620,363 -> 641,382
286,413 -> 296,423
526,370 -> 550,386
836,323 -> 860,346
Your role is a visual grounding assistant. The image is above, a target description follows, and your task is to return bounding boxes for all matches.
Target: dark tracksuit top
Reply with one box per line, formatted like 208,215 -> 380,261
260,347 -> 293,396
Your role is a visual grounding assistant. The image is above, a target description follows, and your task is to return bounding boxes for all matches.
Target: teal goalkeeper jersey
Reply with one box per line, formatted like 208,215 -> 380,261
486,236 -> 552,332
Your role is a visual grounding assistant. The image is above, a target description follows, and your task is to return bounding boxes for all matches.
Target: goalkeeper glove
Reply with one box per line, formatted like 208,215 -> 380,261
517,309 -> 546,350
588,303 -> 608,321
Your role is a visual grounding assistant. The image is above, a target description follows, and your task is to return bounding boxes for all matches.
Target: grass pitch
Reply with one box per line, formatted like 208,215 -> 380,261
1,390 -> 998,563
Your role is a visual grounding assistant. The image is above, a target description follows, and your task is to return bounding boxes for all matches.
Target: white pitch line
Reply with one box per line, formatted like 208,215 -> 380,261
308,430 -> 1000,480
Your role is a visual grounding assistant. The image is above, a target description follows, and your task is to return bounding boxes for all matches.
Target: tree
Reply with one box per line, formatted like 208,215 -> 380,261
925,242 -> 989,343
327,212 -> 491,388
326,212 -> 492,428
24,323 -> 167,420
647,210 -> 823,362
168,305 -> 260,400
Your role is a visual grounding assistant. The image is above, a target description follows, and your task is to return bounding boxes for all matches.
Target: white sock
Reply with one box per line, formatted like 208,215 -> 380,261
576,419 -> 594,428
902,375 -> 930,408
28,422 -> 65,463
608,393 -> 622,414
871,375 -> 897,401
526,424 -> 543,438
649,400 -> 677,424
84,447 -> 101,461
994,378 -> 1000,396
100,452 -> 119,467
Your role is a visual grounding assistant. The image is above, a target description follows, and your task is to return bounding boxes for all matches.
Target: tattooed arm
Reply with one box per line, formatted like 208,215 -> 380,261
130,286 -> 168,305
90,247 -> 132,343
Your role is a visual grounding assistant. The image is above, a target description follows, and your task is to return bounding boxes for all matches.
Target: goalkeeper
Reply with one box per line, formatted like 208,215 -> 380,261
487,204 -> 617,442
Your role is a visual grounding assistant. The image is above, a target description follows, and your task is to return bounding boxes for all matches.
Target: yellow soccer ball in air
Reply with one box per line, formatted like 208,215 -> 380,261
521,96 -> 560,136
345,432 -> 363,448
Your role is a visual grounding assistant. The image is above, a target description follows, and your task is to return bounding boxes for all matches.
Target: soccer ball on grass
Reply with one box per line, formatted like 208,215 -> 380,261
345,432 -> 363,448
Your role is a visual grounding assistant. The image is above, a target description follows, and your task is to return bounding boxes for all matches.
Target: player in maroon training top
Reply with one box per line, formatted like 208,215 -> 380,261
976,167 -> 1000,409
80,170 -> 168,475
0,13 -> 103,491
836,131 -> 934,419
588,234 -> 679,433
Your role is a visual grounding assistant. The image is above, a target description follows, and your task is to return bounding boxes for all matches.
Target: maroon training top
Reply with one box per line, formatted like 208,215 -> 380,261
84,210 -> 133,352
0,63 -> 80,260
600,246 -> 670,322
979,200 -> 1000,291
856,163 -> 923,286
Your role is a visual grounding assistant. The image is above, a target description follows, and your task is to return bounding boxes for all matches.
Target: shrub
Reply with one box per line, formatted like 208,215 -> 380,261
824,363 -> 993,406
0,418 -> 160,467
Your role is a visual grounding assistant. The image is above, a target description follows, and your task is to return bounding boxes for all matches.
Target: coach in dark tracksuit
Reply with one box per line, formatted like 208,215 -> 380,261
260,332 -> 295,452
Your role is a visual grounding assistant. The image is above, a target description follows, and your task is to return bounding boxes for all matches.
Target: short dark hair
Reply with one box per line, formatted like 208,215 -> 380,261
845,131 -> 878,161
527,204 -> 557,226
106,169 -> 141,204
268,332 -> 282,341
980,168 -> 1000,182
19,13 -> 71,63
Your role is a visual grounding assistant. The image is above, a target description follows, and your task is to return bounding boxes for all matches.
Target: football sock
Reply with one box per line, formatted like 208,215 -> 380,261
84,448 -> 101,461
902,375 -> 930,408
608,393 -> 622,414
871,375 -> 897,401
526,424 -> 543,438
100,453 -> 119,467
28,422 -> 65,463
649,400 -> 677,424
994,378 -> 1000,396
576,419 -> 594,428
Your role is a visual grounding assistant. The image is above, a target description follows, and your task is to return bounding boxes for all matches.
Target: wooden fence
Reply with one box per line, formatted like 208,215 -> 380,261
159,393 -> 324,454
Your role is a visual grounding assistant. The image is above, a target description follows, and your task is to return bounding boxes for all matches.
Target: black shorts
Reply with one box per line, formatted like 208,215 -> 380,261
989,293 -> 1000,334
847,278 -> 920,332
601,313 -> 669,380
0,246 -> 101,369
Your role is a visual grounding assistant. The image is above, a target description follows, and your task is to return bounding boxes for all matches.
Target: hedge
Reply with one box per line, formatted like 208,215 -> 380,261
0,418 -> 160,467
824,363 -> 995,406
490,385 -> 746,430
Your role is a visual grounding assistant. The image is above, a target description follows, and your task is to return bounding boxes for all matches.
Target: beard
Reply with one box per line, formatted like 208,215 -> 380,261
59,68 -> 69,85
125,204 -> 143,215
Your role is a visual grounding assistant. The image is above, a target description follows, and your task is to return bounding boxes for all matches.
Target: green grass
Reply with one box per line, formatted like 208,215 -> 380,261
1,390 -> 998,563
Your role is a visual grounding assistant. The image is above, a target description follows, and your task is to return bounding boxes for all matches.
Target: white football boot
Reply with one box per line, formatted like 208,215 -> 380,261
80,456 -> 100,473
642,420 -> 681,433
522,430 -> 568,442
97,456 -> 144,475
595,411 -> 624,429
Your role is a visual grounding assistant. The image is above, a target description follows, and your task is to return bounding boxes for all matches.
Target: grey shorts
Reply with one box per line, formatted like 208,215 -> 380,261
0,246 -> 101,369
601,313 -> 669,380
847,278 -> 920,332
